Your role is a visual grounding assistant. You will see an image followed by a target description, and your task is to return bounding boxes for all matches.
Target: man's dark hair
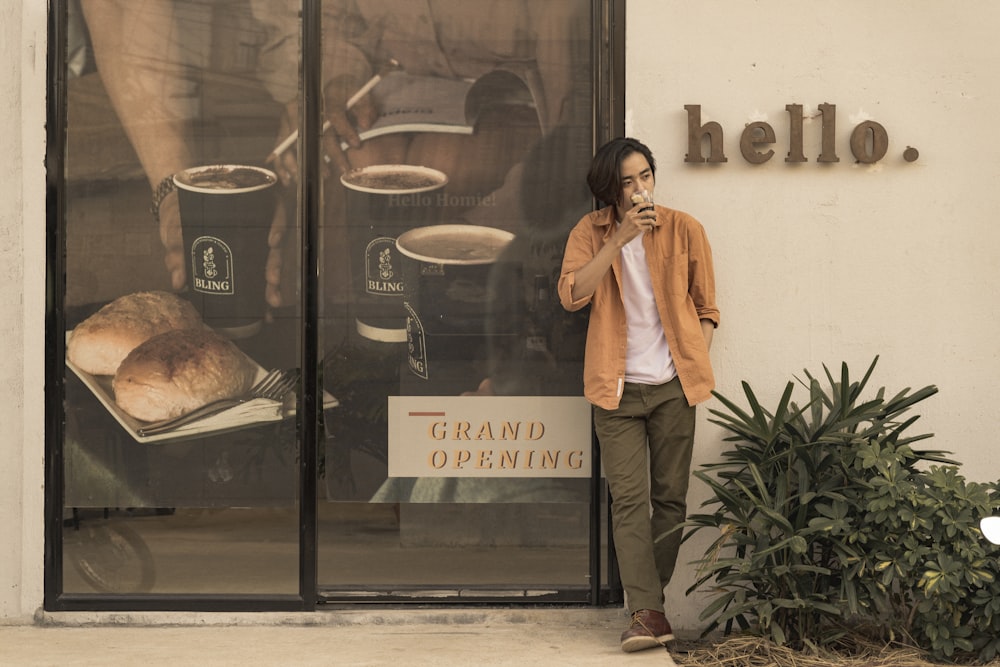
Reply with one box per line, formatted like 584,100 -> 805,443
586,137 -> 657,207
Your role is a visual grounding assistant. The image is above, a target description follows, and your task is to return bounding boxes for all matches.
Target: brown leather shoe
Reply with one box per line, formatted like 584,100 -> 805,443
620,609 -> 674,653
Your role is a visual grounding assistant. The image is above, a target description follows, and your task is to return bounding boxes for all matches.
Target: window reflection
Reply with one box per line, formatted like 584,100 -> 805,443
314,0 -> 594,505
60,0 -> 598,599
64,0 -> 299,595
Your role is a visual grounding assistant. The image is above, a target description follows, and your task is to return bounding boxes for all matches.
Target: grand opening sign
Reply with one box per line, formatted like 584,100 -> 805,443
388,396 -> 592,478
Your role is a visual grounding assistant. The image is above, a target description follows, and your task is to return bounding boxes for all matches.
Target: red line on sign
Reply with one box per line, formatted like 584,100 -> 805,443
408,411 -> 446,417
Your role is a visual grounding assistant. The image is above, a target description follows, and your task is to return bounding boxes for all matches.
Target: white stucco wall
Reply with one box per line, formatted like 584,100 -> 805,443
2,1 -> 46,621
0,0 -> 24,621
3,0 -> 999,628
628,0 -> 1000,629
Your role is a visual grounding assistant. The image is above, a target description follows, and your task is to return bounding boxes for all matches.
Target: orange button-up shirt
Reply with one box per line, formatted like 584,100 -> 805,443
558,205 -> 720,409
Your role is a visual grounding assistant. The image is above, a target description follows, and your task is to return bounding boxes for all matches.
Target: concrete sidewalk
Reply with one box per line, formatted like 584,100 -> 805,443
1,609 -> 683,666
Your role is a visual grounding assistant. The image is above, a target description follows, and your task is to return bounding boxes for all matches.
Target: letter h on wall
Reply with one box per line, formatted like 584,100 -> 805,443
684,105 -> 728,164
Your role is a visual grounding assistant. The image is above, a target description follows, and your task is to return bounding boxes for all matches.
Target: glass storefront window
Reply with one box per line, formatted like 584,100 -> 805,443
59,0 -> 303,600
48,0 -> 620,608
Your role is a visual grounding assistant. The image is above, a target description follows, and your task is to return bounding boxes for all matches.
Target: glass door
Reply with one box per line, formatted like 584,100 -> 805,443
313,0 -> 601,602
48,0 -> 620,609
52,0 -> 306,605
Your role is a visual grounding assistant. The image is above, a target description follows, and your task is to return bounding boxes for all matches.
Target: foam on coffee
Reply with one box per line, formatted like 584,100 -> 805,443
341,165 -> 447,194
175,165 -> 276,193
396,224 -> 514,265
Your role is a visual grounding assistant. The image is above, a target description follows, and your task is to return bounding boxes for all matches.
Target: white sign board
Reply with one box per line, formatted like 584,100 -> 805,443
388,396 -> 592,478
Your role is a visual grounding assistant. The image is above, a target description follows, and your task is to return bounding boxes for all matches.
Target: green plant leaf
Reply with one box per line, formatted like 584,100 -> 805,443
687,358 -> 1000,662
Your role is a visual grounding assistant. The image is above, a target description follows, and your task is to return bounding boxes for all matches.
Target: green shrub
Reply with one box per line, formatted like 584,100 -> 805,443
683,357 -> 1000,662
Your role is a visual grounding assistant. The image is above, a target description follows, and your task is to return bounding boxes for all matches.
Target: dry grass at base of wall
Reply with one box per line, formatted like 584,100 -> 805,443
670,635 -> 1000,667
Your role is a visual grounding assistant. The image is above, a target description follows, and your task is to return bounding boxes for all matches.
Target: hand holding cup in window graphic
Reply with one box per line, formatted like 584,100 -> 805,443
79,0 -> 592,313
154,173 -> 289,312
80,0 -> 291,310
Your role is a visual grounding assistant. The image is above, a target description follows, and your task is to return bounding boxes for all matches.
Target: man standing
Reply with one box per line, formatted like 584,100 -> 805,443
558,137 -> 719,652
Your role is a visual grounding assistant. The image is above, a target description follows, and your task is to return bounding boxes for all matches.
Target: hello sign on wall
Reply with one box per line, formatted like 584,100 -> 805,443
684,104 -> 920,165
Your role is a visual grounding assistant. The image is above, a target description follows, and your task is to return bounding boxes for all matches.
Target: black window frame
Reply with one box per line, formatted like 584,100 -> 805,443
44,0 -> 625,612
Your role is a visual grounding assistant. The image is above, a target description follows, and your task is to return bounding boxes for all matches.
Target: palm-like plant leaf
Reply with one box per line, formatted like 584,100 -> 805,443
682,358 -> 973,655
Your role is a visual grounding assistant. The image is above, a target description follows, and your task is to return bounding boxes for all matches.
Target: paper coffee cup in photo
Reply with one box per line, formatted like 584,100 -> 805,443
340,164 -> 448,343
395,224 -> 515,388
174,164 -> 277,339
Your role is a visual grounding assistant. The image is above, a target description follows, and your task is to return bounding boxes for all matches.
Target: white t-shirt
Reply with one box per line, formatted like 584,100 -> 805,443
619,229 -> 676,385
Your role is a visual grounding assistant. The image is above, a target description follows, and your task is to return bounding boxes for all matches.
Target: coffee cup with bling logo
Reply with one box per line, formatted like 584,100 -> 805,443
396,224 -> 515,390
174,164 -> 277,338
340,164 -> 448,343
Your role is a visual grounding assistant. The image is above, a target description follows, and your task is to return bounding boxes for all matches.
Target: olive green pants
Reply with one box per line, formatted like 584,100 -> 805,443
594,378 -> 695,614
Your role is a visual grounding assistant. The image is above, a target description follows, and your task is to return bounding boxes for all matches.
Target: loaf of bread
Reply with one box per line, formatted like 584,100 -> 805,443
68,291 -> 204,376
112,328 -> 257,422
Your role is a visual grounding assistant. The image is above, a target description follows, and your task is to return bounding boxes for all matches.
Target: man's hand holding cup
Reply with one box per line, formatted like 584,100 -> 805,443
630,189 -> 657,231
